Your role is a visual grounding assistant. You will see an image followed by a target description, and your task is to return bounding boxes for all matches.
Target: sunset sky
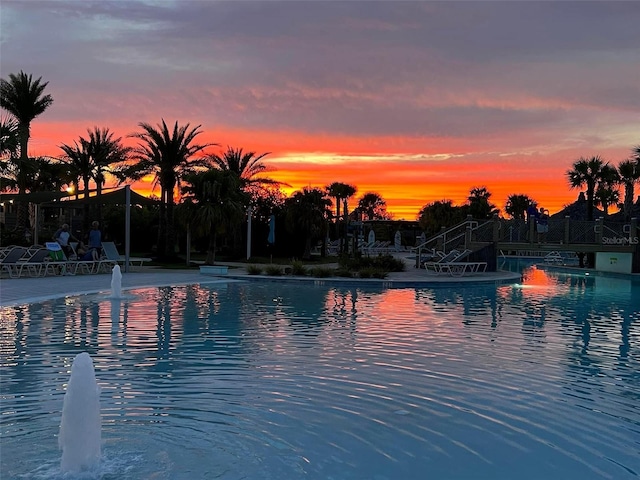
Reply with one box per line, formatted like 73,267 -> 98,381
2,1 -> 638,220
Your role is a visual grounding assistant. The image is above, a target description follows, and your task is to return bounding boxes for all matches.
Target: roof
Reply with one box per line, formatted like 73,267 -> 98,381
45,188 -> 158,207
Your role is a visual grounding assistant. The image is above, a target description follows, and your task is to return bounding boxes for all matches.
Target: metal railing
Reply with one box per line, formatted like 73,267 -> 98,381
414,216 -> 491,267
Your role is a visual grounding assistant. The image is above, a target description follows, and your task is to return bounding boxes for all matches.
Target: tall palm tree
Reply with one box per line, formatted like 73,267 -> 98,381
326,182 -> 357,253
566,156 -> 606,221
180,169 -> 246,265
619,154 -> 640,221
86,127 -> 130,193
125,120 -> 214,259
505,194 -> 535,220
85,127 -> 131,223
0,71 -> 54,232
209,147 -> 279,193
59,140 -> 92,223
208,146 -> 283,254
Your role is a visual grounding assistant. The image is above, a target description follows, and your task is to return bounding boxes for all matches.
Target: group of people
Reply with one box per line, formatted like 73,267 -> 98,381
53,221 -> 102,261
526,204 -> 549,242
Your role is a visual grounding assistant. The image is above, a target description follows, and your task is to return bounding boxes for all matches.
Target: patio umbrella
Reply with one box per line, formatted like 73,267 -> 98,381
394,230 -> 402,250
267,215 -> 275,245
368,229 -> 375,245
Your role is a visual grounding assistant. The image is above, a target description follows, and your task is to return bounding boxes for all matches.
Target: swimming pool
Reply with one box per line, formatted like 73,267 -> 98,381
1,266 -> 639,479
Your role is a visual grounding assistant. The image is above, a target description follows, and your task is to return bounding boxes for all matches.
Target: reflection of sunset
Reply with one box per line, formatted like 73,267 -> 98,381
520,266 -> 557,288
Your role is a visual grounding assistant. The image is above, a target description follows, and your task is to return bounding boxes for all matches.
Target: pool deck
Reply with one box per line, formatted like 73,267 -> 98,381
0,260 -> 522,307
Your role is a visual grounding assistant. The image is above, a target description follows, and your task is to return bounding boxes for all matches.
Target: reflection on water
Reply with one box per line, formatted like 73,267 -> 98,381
1,265 -> 639,479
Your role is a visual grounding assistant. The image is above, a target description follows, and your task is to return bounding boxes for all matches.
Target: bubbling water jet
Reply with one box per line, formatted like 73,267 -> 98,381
110,264 -> 123,299
59,352 -> 101,473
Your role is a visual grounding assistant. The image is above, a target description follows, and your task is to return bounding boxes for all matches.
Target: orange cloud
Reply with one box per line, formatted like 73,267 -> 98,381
32,122 -> 624,221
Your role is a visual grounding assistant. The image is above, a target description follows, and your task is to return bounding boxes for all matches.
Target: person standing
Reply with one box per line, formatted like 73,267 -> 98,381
537,207 -> 549,243
526,203 -> 539,241
87,221 -> 102,257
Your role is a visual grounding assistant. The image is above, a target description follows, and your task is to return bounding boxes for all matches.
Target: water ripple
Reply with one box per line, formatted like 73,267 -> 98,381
1,273 -> 639,479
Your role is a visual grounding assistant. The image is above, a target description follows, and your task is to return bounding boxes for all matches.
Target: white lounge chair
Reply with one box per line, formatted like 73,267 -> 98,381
423,249 -> 468,271
0,246 -> 29,278
423,249 -> 487,276
12,247 -> 52,278
101,241 -> 151,268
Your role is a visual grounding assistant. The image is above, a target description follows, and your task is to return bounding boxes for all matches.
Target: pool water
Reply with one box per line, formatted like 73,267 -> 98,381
1,266 -> 639,479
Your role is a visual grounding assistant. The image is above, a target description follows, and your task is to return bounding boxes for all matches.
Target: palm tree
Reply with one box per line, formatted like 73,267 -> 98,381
208,146 -> 284,254
0,116 -> 20,190
357,192 -> 389,220
23,156 -> 71,193
59,139 -> 92,223
85,127 -> 131,223
180,169 -> 246,265
0,115 -> 19,159
285,187 -> 332,259
618,156 -> 640,221
326,182 -> 357,253
467,186 -> 498,219
125,120 -> 214,259
566,156 -> 606,221
0,71 -> 54,232
209,147 -> 280,193
593,164 -> 620,217
505,194 -> 535,220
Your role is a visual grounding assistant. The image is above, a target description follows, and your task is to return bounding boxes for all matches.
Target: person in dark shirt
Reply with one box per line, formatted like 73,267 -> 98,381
87,221 -> 102,258
536,207 -> 549,243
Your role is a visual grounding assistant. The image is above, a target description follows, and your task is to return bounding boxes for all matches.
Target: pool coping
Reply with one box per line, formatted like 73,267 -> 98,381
0,267 -> 523,307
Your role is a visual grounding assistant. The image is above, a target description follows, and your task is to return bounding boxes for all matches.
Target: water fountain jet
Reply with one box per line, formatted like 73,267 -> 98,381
110,264 -> 123,299
59,352 -> 101,473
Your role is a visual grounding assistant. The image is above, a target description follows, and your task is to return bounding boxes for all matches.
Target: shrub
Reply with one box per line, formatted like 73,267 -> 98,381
290,260 -> 307,276
359,267 -> 387,279
337,253 -> 404,274
334,268 -> 353,278
264,265 -> 283,276
370,254 -> 405,272
246,265 -> 263,275
310,266 -> 335,278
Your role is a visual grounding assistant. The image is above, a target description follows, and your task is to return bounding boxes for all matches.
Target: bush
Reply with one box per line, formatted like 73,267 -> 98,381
334,268 -> 353,278
371,254 -> 405,272
337,254 -> 404,274
309,266 -> 335,278
264,264 -> 283,276
290,260 -> 307,276
246,265 -> 263,275
359,267 -> 387,279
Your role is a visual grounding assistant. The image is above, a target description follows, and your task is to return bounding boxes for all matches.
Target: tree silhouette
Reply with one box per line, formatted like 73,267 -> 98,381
0,71 -> 53,232
566,156 -> 606,221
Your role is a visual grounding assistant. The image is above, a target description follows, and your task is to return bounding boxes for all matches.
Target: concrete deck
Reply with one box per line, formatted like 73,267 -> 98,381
0,259 -> 521,307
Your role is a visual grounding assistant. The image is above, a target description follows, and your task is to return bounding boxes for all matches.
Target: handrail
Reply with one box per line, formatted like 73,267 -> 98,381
414,217 -> 488,268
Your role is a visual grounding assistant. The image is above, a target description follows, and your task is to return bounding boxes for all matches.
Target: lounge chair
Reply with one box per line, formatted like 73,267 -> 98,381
543,251 -> 563,264
101,241 -> 151,268
423,249 -> 487,276
12,247 -> 52,278
423,249 -> 467,271
43,242 -> 77,276
0,246 -> 29,278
